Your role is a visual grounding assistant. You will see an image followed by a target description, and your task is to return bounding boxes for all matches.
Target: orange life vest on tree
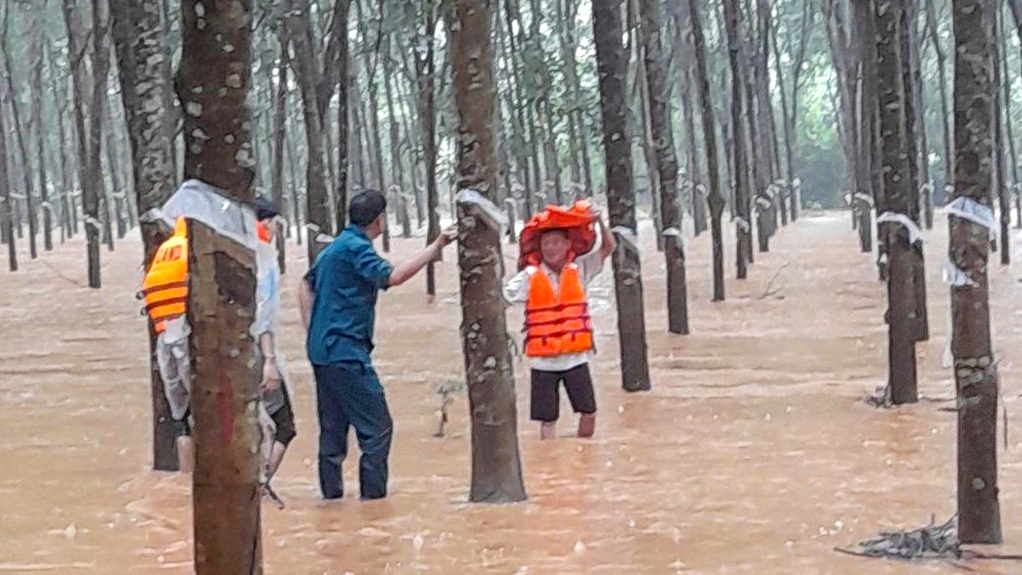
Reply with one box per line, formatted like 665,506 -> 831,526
141,217 -> 272,333
524,264 -> 594,357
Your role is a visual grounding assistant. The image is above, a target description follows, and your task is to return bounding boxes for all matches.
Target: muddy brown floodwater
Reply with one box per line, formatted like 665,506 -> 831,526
3,211 -> 1022,574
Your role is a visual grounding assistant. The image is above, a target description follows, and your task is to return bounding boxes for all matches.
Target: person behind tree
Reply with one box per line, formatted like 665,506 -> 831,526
503,201 -> 616,439
141,196 -> 296,507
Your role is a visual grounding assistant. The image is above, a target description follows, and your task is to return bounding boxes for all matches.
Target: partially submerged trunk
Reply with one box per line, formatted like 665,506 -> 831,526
110,0 -> 180,471
723,0 -> 751,281
639,0 -> 688,334
874,0 -> 917,405
449,0 -> 526,503
951,0 -> 1001,546
178,0 -> 262,571
594,0 -> 652,390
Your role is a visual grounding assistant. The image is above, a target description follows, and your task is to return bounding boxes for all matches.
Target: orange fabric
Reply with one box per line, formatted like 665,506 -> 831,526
142,217 -> 189,334
524,264 -> 593,357
517,200 -> 597,271
257,220 -> 272,243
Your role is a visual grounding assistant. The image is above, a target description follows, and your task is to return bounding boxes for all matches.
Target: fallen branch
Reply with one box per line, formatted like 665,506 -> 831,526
835,515 -> 960,561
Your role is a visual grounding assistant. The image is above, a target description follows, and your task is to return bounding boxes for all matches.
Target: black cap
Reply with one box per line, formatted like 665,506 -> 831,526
254,196 -> 280,220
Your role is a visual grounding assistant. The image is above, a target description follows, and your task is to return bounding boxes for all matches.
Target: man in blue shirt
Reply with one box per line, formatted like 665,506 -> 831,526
299,190 -> 454,500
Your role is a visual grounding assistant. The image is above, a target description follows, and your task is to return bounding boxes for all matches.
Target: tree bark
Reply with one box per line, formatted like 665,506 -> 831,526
993,6 -> 1010,264
415,1 -> 440,297
0,51 -> 14,271
669,0 -> 707,235
875,0 -> 918,405
111,0 -> 180,472
951,0 -> 1002,545
2,10 -> 38,261
927,0 -> 954,204
178,0 -> 262,571
898,4 -> 930,342
31,21 -> 53,252
724,0 -> 751,281
595,0 -> 653,390
272,25 -> 288,273
639,0 -> 687,334
999,2 -> 1020,229
449,0 -> 526,503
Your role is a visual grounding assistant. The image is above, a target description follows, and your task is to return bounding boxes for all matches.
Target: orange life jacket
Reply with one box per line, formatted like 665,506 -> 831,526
524,264 -> 594,357
141,218 -> 272,333
518,200 -> 597,271
142,216 -> 190,334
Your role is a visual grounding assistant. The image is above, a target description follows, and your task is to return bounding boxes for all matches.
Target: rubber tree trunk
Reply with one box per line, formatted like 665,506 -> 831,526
999,4 -> 1020,229
272,25 -> 288,274
639,0 -> 687,334
449,0 -> 527,503
723,0 -> 750,281
993,7 -> 1010,265
670,0 -> 707,235
951,0 -> 1002,545
898,4 -> 930,343
178,0 -> 263,571
927,0 -> 954,205
0,77 -> 15,272
31,22 -> 53,253
416,7 -> 440,297
2,15 -> 37,261
594,0 -> 652,391
111,0 -> 181,472
875,0 -> 918,405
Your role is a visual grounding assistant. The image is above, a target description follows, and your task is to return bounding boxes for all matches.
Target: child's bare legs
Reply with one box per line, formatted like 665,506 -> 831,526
578,413 -> 596,438
541,421 -> 557,440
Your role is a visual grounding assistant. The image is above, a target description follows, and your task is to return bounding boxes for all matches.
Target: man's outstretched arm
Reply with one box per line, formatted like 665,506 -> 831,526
388,226 -> 457,287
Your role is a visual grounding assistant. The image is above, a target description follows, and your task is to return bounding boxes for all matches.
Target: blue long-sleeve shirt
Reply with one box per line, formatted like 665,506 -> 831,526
305,226 -> 393,366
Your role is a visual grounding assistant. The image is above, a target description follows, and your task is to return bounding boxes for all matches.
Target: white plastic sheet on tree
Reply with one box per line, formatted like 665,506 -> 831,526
457,188 -> 509,232
875,212 -> 924,244
945,196 -> 998,237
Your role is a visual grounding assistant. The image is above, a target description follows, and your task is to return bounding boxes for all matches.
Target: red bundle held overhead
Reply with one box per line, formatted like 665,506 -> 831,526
517,200 -> 597,271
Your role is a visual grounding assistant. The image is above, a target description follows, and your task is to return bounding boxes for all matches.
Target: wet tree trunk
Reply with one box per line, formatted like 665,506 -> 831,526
898,4 -> 930,342
416,3 -> 440,297
951,0 -> 1002,545
272,26 -> 288,273
771,21 -> 792,226
504,0 -> 543,206
639,0 -> 687,334
852,0 -> 878,257
908,4 -> 933,230
724,0 -> 751,281
999,3 -> 1020,229
595,0 -> 652,390
47,41 -> 75,241
110,0 -> 179,471
3,14 -> 38,261
449,0 -> 526,503
927,0 -> 954,205
178,0 -> 262,571
383,39 -> 411,239
286,0 -> 331,262
0,75 -> 14,272
993,7 -> 1010,265
31,23 -> 53,252
335,2 -> 350,233
669,0 -> 707,235
875,0 -> 917,405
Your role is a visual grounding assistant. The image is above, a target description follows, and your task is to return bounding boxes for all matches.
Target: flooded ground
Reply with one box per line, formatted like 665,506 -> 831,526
3,210 -> 1022,574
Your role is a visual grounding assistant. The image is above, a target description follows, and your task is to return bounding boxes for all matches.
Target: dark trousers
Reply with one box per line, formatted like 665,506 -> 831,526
313,362 -> 393,500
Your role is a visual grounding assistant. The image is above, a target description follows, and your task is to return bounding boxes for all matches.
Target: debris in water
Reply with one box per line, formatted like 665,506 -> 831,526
573,540 -> 586,554
63,524 -> 77,540
835,515 -> 959,560
412,533 -> 425,552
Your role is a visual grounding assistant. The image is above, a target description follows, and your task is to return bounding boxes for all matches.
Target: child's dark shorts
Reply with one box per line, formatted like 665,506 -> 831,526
530,363 -> 597,422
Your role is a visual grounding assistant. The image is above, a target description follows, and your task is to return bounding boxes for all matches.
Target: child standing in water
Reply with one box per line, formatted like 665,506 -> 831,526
503,202 -> 616,439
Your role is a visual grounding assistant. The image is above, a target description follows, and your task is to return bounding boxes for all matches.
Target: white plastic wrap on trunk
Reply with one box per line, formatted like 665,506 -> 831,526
151,179 -> 258,250
456,188 -> 509,231
945,196 -> 998,236
875,212 -> 924,244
